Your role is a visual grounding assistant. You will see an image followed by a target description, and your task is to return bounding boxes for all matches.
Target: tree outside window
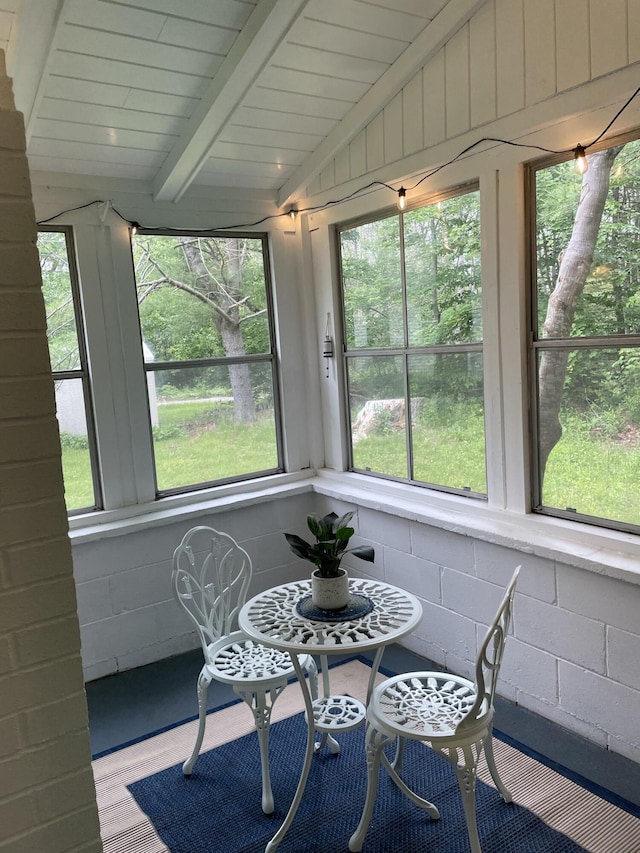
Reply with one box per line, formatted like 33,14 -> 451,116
37,228 -> 100,512
532,134 -> 640,531
132,232 -> 282,494
338,186 -> 485,495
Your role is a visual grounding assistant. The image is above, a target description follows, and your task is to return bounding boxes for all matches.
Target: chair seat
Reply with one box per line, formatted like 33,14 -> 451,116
206,630 -> 298,685
370,671 -> 489,741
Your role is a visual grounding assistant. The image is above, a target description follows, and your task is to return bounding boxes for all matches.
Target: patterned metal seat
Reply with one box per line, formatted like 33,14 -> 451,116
172,526 -> 317,814
350,566 -> 520,853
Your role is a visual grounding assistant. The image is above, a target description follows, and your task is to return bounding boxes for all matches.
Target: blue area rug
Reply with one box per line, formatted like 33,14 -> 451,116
128,712 -> 589,853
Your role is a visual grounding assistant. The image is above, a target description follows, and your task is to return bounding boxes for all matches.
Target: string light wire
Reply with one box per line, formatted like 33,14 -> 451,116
35,85 -> 640,232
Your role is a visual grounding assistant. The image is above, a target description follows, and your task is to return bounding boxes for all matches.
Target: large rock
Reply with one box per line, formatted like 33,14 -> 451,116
352,398 -> 423,442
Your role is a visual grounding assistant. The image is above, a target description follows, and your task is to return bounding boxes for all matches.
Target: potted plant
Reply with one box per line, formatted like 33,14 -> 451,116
285,511 -> 375,610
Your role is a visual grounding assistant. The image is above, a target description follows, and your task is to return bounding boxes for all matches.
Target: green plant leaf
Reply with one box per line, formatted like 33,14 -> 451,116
335,526 -> 354,541
346,545 -> 375,563
284,532 -> 313,562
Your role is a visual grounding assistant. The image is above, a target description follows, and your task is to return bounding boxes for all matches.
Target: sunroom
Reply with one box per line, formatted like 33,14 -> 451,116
2,1 -> 640,850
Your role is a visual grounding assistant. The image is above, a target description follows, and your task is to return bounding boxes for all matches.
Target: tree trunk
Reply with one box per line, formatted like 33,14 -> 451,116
537,146 -> 623,478
180,238 -> 256,422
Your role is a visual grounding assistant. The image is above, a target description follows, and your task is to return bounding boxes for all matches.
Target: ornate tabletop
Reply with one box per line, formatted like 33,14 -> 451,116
239,577 -> 422,654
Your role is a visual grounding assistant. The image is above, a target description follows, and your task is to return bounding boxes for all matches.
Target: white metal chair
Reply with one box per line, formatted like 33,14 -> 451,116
349,566 -> 520,853
172,525 -> 317,814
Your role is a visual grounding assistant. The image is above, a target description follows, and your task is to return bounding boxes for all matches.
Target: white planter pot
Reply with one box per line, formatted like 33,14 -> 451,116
311,568 -> 349,610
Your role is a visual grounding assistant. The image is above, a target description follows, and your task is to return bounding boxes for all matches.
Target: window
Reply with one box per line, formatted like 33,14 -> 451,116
132,232 -> 282,494
338,185 -> 485,495
530,134 -> 640,531
38,228 -> 101,512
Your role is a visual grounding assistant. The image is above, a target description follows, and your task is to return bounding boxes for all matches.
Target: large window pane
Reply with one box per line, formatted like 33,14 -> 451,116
340,218 -> 403,348
536,347 -> 640,526
149,364 -> 278,491
339,183 -> 485,497
38,230 -> 99,513
133,232 -> 281,494
348,356 -> 407,478
535,139 -> 640,338
404,191 -> 481,346
54,378 -> 96,509
409,353 -> 486,492
532,136 -> 640,531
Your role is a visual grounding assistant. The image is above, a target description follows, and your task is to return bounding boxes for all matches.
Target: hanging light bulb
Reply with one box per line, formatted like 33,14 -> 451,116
397,187 -> 406,210
130,221 -> 140,237
289,207 -> 297,220
574,145 -> 588,175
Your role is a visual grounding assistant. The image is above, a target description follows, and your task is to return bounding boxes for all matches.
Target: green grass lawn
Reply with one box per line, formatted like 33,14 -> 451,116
60,400 -> 640,528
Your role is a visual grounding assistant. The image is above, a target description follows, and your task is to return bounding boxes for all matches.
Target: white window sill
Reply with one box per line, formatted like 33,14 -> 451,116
313,470 -> 640,587
68,467 -> 640,586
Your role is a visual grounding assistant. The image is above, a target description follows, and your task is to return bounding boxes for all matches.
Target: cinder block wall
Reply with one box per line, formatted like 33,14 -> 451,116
0,52 -> 102,852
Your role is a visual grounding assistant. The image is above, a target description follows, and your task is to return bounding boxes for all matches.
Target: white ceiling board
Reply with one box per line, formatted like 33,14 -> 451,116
5,0 -> 483,208
38,98 -> 187,136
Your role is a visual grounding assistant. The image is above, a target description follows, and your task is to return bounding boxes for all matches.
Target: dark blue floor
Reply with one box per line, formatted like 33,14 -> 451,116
85,643 -> 640,811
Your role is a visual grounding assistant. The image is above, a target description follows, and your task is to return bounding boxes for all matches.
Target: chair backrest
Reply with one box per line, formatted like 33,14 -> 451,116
172,526 -> 253,660
459,565 -> 520,732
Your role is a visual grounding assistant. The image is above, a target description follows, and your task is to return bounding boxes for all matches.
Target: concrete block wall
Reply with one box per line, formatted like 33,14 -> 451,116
0,53 -> 103,852
349,503 -> 640,766
72,492 -> 315,681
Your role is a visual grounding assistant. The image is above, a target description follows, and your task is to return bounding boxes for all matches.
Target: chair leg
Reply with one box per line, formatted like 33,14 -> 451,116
237,684 -> 285,815
183,667 -> 213,776
451,744 -> 482,853
484,732 -> 512,803
349,724 -> 387,852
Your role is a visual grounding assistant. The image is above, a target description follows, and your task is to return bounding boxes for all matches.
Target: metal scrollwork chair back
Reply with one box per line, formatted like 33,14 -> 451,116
172,525 -> 317,815
349,566 -> 520,853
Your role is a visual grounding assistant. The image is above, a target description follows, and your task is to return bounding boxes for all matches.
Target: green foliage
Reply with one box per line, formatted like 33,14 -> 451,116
535,140 -> 640,422
37,231 -> 81,372
284,511 -> 375,578
59,432 -> 89,450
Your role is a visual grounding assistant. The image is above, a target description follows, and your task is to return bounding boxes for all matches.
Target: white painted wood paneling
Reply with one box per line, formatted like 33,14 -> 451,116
334,145 -> 350,186
366,111 -> 385,173
590,0 -> 629,80
495,0 -> 525,117
423,51 -> 446,148
445,23 -> 470,139
349,129 -> 367,178
402,72 -> 423,156
469,0 -> 497,128
524,0 -> 556,106
555,0 -> 590,92
384,91 -> 404,165
630,1 -> 640,64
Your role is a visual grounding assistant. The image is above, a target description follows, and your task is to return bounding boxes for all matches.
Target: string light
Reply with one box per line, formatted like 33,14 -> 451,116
574,144 -> 588,175
35,84 -> 640,233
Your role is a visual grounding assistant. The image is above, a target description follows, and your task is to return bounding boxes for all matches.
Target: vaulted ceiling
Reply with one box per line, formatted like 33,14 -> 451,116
2,0 -> 484,208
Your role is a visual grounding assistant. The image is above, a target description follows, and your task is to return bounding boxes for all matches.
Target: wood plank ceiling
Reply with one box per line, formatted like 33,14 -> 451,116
3,0 -> 483,208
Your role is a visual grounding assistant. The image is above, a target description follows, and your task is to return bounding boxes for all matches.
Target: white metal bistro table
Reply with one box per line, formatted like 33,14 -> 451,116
238,577 -> 422,853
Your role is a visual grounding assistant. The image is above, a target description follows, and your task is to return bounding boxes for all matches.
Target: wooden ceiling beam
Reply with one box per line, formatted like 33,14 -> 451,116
153,0 -> 310,203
